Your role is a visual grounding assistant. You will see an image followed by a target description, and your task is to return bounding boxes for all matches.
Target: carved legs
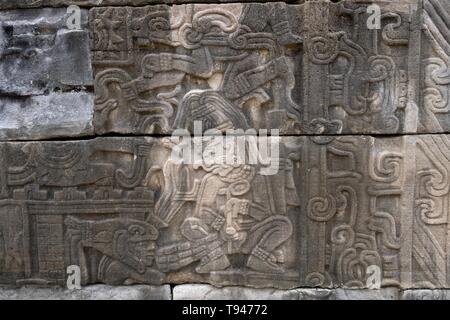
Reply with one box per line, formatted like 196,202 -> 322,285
244,216 -> 293,273
179,213 -> 293,274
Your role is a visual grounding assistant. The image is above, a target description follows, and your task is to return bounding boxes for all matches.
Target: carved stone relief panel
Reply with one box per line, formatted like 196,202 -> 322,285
3,0 -> 450,294
411,135 -> 450,288
401,4 -> 450,289
301,135 -> 408,288
91,1 -> 424,135
419,0 -> 450,133
91,3 -> 305,135
0,136 -> 302,288
302,0 -> 419,134
2,134 -> 449,289
0,202 -> 27,284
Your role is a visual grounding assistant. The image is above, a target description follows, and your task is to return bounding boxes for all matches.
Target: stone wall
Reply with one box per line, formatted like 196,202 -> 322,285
0,0 -> 450,299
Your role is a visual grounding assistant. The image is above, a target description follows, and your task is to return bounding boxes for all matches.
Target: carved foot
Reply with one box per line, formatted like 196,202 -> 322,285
247,247 -> 285,274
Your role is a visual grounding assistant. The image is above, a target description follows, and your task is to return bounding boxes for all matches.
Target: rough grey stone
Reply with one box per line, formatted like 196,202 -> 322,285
0,8 -> 92,96
401,290 -> 450,300
173,284 -> 334,300
334,288 -> 399,300
0,92 -> 94,140
0,285 -> 171,300
0,0 -> 300,10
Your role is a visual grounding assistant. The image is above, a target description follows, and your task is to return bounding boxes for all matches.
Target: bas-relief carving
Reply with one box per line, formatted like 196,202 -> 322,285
2,0 -> 450,291
411,135 -> 450,288
303,0 -> 415,134
0,134 -> 449,289
0,203 -> 26,283
420,0 -> 450,133
407,0 -> 450,289
91,1 -> 421,135
91,3 -> 303,135
0,137 -> 303,288
302,136 -> 405,288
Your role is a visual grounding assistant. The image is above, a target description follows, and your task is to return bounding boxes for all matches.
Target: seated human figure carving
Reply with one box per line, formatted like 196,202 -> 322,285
152,136 -> 296,275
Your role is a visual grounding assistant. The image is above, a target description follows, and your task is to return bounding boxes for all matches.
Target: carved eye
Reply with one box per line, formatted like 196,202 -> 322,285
23,49 -> 37,59
129,225 -> 145,235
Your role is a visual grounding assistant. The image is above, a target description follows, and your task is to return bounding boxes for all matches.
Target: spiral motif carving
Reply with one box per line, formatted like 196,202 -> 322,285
331,224 -> 355,246
179,24 -> 203,49
305,272 -> 331,287
149,17 -> 170,32
228,28 -> 250,50
307,195 -> 337,222
307,33 -> 341,65
368,55 -> 395,82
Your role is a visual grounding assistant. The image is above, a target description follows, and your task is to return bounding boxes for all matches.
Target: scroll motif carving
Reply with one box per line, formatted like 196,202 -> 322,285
304,136 -> 403,288
302,1 -> 414,134
92,3 -> 303,135
420,0 -> 450,133
412,134 -> 450,288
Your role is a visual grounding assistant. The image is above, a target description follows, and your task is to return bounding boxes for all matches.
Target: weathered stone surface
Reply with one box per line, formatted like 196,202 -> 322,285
409,135 -> 450,288
0,136 -> 302,288
173,284 -> 334,300
0,92 -> 94,140
302,0 -> 420,135
0,134 -> 447,289
91,3 -> 303,135
0,0 -> 299,10
0,8 -> 92,96
300,135 -> 407,289
401,289 -> 450,300
91,1 -> 424,135
334,288 -> 399,300
0,284 -> 171,300
419,0 -> 450,133
2,0 -> 450,296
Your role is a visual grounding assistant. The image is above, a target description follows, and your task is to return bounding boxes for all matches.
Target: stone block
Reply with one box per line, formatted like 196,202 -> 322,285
0,0 -> 450,295
0,8 -> 92,96
90,1 -> 423,135
401,289 -> 450,300
334,288 -> 399,300
0,92 -> 94,140
0,284 -> 171,300
0,136 -> 302,288
0,134 -> 445,289
173,284 -> 334,300
0,0 -> 300,10
90,3 -> 303,134
418,0 -> 450,133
